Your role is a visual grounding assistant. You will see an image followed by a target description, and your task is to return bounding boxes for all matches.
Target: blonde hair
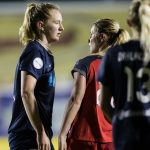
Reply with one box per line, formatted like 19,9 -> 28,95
94,19 -> 130,48
129,0 -> 150,63
19,3 -> 59,45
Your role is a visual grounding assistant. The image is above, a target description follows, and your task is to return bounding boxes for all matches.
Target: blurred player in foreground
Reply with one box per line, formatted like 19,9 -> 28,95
98,0 -> 150,150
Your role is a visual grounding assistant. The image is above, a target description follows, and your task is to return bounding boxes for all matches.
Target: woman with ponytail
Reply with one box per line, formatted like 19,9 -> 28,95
8,2 -> 64,150
58,18 -> 130,150
98,0 -> 150,150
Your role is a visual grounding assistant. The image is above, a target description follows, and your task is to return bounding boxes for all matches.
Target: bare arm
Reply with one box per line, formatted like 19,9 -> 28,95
21,71 -> 50,150
58,72 -> 86,150
99,83 -> 114,123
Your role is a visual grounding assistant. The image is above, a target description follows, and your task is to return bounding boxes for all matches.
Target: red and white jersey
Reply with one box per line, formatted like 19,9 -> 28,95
68,55 -> 112,143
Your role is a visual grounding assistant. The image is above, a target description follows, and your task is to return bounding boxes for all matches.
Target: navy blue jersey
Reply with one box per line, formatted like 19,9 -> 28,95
8,41 -> 55,150
98,40 -> 150,150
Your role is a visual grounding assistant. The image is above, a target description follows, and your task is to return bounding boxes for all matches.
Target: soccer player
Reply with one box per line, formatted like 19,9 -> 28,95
98,0 -> 150,150
8,3 -> 64,150
58,19 -> 130,150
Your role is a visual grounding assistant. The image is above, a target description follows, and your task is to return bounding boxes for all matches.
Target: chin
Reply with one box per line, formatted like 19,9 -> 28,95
54,37 -> 60,41
50,38 -> 59,43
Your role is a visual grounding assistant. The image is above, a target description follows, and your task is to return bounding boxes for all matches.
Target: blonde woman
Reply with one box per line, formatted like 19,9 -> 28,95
99,0 -> 150,150
8,3 -> 64,150
58,19 -> 130,150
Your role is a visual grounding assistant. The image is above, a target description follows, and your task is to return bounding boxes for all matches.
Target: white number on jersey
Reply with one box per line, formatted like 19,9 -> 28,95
124,67 -> 150,103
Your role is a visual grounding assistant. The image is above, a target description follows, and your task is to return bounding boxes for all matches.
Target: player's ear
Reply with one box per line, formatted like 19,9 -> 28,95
36,20 -> 45,31
99,33 -> 107,42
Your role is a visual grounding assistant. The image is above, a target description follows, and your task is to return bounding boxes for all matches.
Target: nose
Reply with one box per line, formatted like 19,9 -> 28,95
59,23 -> 64,31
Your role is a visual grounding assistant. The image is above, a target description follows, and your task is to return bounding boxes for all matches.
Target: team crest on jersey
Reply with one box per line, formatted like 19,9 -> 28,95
33,57 -> 43,69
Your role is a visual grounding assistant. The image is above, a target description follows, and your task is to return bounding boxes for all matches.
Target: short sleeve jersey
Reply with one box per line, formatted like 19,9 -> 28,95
98,40 -> 150,148
8,41 -> 56,149
68,55 -> 112,142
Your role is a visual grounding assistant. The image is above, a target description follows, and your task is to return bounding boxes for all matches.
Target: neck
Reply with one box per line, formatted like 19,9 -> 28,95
37,39 -> 52,54
91,45 -> 111,57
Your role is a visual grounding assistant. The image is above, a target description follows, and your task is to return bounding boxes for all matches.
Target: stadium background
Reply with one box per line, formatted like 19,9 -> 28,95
0,0 -> 130,149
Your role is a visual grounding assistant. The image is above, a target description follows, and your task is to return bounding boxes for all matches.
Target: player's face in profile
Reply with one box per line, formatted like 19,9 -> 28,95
44,9 -> 64,43
89,25 -> 100,53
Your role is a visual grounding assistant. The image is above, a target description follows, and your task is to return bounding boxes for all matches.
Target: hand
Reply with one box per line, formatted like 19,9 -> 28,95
36,131 -> 51,150
58,134 -> 67,150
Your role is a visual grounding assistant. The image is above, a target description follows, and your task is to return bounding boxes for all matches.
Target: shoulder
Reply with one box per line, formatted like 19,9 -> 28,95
20,41 -> 46,63
27,40 -> 43,52
107,40 -> 140,55
113,40 -> 139,50
23,41 -> 45,56
77,55 -> 101,65
121,40 -> 140,50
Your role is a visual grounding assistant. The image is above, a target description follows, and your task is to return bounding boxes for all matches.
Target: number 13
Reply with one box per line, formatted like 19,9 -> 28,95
125,67 -> 150,103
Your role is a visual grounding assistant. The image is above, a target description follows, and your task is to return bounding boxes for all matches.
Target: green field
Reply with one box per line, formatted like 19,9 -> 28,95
0,136 -> 58,150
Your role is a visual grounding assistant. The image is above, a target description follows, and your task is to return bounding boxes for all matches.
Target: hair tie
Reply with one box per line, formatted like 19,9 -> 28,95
108,29 -> 122,45
116,29 -> 122,36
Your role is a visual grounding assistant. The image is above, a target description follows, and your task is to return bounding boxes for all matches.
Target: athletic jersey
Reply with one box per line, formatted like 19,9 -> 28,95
98,40 -> 150,150
67,55 -> 112,143
8,40 -> 56,150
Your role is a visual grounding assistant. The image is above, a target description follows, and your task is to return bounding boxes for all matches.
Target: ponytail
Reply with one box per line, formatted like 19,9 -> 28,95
139,1 -> 150,63
19,3 -> 37,45
111,29 -> 130,46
